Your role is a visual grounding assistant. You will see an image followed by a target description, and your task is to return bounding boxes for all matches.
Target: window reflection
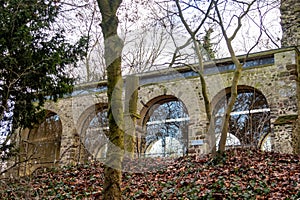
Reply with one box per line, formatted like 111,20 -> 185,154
213,88 -> 271,149
144,100 -> 189,157
82,106 -> 108,160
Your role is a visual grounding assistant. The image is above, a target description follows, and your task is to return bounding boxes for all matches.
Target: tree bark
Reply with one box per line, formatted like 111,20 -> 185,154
124,75 -> 139,158
218,63 -> 242,152
97,0 -> 124,199
213,0 -> 250,153
174,0 -> 214,152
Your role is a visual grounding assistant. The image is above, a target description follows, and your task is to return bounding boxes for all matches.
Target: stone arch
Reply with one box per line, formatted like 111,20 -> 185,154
139,95 -> 190,157
19,111 -> 62,175
211,85 -> 271,150
77,103 -> 108,161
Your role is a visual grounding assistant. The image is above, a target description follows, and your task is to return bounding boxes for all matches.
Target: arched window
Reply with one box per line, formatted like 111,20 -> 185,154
143,97 -> 189,157
20,111 -> 62,174
213,87 -> 271,149
80,104 -> 108,160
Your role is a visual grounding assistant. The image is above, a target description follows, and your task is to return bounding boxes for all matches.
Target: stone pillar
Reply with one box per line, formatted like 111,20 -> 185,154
124,75 -> 139,158
281,0 -> 300,154
280,0 -> 300,47
294,55 -> 300,154
294,52 -> 300,154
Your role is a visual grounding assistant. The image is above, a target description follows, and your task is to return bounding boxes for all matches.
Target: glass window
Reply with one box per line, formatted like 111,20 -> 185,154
82,106 -> 108,160
213,88 -> 271,149
144,99 -> 189,157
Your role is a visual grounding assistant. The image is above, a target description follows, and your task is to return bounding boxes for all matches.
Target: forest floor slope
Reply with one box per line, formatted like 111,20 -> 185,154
0,148 -> 299,199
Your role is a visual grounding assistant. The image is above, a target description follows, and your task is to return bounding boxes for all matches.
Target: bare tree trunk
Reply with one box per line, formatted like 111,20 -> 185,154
174,0 -> 213,122
174,0 -> 214,153
192,40 -> 212,122
97,0 -> 124,199
213,0 -> 254,153
161,0 -> 277,155
218,63 -> 242,152
124,75 -> 139,158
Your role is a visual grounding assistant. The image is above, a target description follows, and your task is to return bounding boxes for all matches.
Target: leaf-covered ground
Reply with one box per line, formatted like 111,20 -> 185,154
0,148 -> 299,199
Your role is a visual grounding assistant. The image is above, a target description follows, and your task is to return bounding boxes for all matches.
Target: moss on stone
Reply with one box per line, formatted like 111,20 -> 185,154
274,115 -> 298,125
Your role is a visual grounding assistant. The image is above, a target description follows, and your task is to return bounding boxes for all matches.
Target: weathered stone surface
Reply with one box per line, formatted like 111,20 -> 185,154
16,48 -> 298,169
280,0 -> 300,153
280,0 -> 300,47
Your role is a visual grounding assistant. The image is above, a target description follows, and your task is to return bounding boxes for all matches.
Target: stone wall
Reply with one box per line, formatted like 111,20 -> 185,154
296,50 -> 300,154
134,49 -> 300,155
270,50 -> 299,153
280,0 -> 300,154
17,48 -> 299,170
137,76 -> 208,154
44,89 -> 109,165
280,0 -> 300,47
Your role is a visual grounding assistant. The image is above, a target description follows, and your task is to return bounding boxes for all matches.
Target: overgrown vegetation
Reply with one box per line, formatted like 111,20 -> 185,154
0,148 -> 299,199
0,0 -> 87,160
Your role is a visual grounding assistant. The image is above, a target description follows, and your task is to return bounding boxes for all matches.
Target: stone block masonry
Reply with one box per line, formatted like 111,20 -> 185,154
17,48 -> 298,172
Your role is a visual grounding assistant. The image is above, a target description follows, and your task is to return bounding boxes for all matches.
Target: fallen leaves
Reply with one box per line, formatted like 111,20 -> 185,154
0,148 -> 299,199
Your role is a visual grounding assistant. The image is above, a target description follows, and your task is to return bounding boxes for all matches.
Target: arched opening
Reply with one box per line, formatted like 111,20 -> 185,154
20,111 -> 62,175
142,95 -> 189,157
213,86 -> 271,149
79,104 -> 108,161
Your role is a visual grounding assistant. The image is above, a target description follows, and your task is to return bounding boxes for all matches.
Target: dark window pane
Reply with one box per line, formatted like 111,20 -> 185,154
144,100 -> 189,157
213,88 -> 271,148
